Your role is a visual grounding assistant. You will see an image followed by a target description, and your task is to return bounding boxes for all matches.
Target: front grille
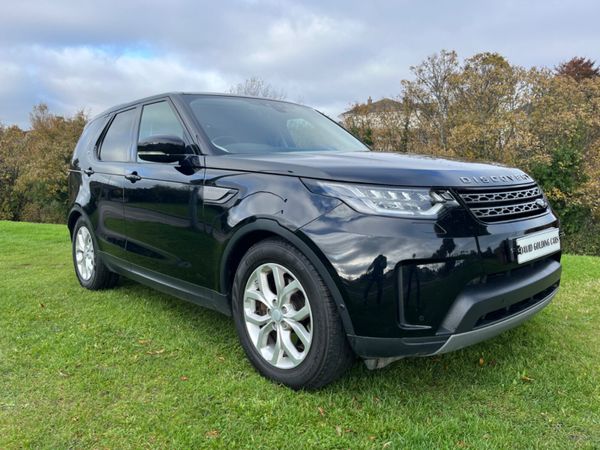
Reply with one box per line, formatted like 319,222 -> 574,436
456,183 -> 548,223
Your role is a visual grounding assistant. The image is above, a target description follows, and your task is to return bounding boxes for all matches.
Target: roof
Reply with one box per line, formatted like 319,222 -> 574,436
92,92 -> 305,121
341,97 -> 403,116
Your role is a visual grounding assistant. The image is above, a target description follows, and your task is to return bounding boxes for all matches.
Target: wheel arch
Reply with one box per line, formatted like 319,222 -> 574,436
67,205 -> 85,239
220,219 -> 356,336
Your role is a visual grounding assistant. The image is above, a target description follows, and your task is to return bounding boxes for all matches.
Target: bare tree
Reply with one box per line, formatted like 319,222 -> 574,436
401,50 -> 460,152
229,76 -> 287,100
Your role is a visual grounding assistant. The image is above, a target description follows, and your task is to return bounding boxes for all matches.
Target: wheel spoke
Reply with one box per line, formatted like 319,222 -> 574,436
257,270 -> 275,299
245,311 -> 270,326
245,288 -> 272,309
270,330 -> 283,365
81,228 -> 89,243
281,331 -> 302,364
77,233 -> 85,250
75,251 -> 84,263
286,320 -> 311,348
278,280 -> 301,304
256,321 -> 273,349
287,304 -> 310,321
271,265 -> 286,298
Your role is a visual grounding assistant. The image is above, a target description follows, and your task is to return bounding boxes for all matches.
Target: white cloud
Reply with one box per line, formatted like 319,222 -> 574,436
0,62 -> 23,96
0,0 -> 599,126
0,46 -> 231,126
244,13 -> 364,67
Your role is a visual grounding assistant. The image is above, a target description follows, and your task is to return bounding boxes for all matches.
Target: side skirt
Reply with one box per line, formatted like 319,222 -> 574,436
100,252 -> 231,316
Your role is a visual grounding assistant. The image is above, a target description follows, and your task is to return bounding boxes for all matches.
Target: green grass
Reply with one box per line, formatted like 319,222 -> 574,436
0,221 -> 598,449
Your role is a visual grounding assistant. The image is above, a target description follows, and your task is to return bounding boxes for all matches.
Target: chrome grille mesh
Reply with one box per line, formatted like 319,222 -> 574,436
459,186 -> 541,204
456,183 -> 548,222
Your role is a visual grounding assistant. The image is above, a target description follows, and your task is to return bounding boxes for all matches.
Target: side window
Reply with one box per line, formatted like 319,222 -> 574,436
138,101 -> 185,143
99,109 -> 136,162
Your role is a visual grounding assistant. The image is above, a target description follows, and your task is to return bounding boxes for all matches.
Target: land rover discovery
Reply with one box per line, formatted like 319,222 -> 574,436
68,93 -> 562,389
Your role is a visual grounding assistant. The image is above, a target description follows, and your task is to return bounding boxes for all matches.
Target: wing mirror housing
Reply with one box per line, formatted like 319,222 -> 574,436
138,135 -> 189,163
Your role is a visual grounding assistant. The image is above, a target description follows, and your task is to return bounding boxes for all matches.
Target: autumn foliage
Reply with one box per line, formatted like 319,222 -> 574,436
343,51 -> 600,255
555,57 -> 600,82
0,105 -> 86,223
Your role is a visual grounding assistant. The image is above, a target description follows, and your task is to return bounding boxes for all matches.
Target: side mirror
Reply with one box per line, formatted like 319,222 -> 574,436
138,135 -> 188,163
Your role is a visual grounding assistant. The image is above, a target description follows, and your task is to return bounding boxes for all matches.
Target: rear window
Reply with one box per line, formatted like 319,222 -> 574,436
72,117 -> 107,161
99,109 -> 136,162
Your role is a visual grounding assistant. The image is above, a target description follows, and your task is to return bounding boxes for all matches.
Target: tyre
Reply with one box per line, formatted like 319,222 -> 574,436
232,238 -> 354,389
72,217 -> 119,290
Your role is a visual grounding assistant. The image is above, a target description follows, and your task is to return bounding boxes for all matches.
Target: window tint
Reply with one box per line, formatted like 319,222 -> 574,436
99,109 -> 136,162
138,101 -> 184,143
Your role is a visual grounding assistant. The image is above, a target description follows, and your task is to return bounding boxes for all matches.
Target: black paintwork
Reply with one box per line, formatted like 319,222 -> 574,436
68,93 -> 562,358
203,151 -> 534,187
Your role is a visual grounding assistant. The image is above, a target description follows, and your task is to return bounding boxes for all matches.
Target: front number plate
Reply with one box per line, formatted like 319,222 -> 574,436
515,228 -> 561,264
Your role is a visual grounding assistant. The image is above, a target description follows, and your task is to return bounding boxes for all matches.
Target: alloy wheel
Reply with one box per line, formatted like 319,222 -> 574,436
75,226 -> 95,281
243,263 -> 313,369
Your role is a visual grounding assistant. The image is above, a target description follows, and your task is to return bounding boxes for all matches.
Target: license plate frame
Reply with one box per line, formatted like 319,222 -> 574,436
515,228 -> 561,264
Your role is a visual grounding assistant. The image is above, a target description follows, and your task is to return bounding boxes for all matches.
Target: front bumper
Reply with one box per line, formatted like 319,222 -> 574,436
435,285 -> 556,355
348,258 -> 561,360
299,201 -> 562,362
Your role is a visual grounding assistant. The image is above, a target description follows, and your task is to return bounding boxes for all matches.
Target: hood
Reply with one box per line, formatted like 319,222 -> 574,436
204,151 -> 533,188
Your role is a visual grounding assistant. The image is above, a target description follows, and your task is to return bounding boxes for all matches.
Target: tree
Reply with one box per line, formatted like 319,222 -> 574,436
401,50 -> 460,153
229,76 -> 286,100
0,125 -> 28,220
21,105 -> 87,222
0,104 -> 87,223
342,102 -> 375,146
449,52 -> 534,162
396,50 -> 600,254
555,57 -> 600,82
340,97 -> 411,151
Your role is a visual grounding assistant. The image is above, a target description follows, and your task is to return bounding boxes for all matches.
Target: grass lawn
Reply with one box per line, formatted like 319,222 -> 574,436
0,220 -> 598,449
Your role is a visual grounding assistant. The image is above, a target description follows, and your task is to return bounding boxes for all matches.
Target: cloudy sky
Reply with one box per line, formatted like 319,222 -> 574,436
1,0 -> 598,127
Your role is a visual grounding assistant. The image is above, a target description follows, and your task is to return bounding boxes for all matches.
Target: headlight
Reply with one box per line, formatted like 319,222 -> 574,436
303,179 -> 458,218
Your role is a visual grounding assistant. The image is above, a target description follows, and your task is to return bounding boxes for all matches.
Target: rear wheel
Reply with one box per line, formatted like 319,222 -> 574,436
232,238 -> 354,389
72,217 -> 119,290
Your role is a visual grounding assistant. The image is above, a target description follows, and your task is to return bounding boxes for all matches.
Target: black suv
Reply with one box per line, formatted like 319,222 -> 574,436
68,93 -> 562,389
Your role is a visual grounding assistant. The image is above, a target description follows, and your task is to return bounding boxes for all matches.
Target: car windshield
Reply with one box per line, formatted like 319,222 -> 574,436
184,95 -> 369,154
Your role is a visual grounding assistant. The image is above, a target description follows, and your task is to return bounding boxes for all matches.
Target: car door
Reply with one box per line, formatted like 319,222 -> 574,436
91,108 -> 138,261
122,99 -> 206,285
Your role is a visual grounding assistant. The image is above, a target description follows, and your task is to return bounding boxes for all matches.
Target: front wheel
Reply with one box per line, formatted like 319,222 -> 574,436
232,238 -> 354,389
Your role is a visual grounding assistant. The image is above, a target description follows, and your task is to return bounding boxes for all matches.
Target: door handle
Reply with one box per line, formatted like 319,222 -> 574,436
125,172 -> 142,182
83,167 -> 94,176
